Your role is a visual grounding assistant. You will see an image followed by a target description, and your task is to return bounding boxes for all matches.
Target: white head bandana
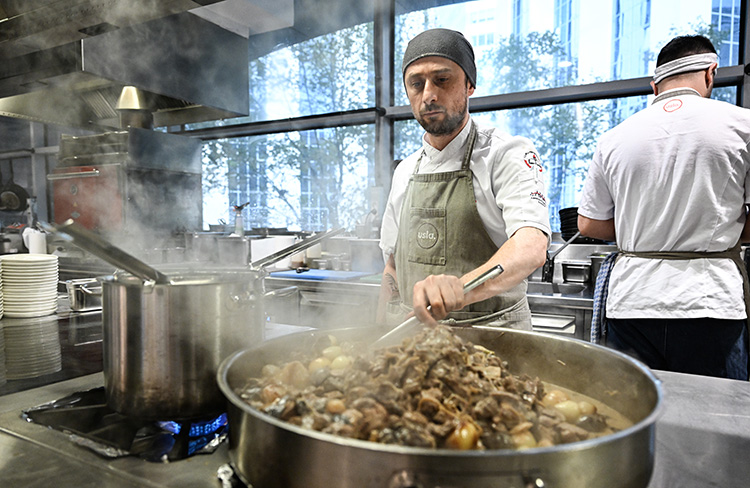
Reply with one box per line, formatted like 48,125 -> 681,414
653,52 -> 719,85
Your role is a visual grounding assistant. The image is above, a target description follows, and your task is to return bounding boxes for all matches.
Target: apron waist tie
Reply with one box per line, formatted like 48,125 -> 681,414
619,242 -> 750,380
619,242 -> 750,319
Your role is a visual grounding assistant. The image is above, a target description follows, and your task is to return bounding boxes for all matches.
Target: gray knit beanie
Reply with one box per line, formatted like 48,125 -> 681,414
402,28 -> 477,88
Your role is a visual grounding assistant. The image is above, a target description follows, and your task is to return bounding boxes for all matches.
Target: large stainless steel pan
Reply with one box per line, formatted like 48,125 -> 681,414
218,327 -> 662,488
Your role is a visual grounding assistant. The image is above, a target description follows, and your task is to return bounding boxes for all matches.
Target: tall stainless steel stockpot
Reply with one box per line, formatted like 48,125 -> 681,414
102,267 -> 263,419
43,219 -> 344,420
218,326 -> 663,488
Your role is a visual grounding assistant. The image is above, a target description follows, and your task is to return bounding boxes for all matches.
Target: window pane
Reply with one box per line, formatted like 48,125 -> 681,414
189,22 -> 375,129
394,0 -> 741,104
394,86 -> 737,232
202,126 -> 375,232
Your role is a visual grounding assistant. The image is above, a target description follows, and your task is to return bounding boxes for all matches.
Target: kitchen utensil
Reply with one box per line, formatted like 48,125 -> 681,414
65,278 -> 102,312
232,202 -> 250,235
541,230 -> 581,282
0,161 -> 29,212
370,264 -> 504,349
218,326 -> 662,488
250,228 -> 345,269
560,260 -> 591,283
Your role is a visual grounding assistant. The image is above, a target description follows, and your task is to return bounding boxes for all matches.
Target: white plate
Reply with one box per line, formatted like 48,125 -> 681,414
1,261 -> 58,269
3,301 -> 58,310
1,254 -> 58,263
3,304 -> 59,312
1,270 -> 58,278
2,281 -> 59,289
3,294 -> 58,303
2,288 -> 58,296
1,261 -> 57,267
2,281 -> 58,288
2,277 -> 59,285
2,290 -> 58,298
5,289 -> 58,296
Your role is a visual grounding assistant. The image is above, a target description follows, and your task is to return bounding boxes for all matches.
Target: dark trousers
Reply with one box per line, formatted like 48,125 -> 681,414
606,317 -> 748,380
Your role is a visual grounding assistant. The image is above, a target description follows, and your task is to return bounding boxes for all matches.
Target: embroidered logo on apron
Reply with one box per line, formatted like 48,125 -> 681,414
416,222 -> 439,249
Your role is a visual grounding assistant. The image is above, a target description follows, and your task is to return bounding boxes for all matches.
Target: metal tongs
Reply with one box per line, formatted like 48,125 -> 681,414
371,264 -> 505,350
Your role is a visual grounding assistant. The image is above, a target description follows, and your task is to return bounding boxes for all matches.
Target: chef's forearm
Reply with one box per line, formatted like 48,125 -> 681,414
376,254 -> 398,324
461,227 -> 548,304
578,215 -> 616,241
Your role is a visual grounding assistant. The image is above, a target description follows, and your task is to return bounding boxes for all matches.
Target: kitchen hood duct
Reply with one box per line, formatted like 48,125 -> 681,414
0,0 -> 227,59
116,86 -> 153,129
0,10 -> 250,129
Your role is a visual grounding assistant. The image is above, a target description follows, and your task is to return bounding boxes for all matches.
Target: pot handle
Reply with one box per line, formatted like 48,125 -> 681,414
79,282 -> 102,296
46,169 -> 101,180
250,227 -> 345,269
387,470 -> 546,488
41,219 -> 171,285
264,285 -> 298,299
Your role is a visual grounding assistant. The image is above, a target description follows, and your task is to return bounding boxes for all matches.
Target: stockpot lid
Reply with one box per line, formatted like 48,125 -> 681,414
103,266 -> 262,287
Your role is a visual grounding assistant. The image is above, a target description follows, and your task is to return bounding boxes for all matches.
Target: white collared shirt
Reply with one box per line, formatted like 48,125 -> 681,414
380,118 -> 551,261
579,88 -> 750,319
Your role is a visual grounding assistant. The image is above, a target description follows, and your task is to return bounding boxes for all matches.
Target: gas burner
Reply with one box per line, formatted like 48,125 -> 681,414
23,388 -> 228,462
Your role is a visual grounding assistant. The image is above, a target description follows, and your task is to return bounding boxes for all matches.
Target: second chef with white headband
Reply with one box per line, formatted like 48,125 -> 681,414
377,28 -> 550,330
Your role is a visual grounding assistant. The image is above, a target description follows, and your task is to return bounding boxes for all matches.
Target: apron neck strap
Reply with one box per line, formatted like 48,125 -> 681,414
414,120 -> 478,174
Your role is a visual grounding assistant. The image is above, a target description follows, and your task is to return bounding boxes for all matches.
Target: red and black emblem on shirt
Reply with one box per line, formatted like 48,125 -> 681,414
524,151 -> 543,172
530,190 -> 547,207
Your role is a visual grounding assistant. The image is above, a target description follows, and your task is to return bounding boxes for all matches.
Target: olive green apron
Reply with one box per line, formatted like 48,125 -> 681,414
388,121 -> 530,329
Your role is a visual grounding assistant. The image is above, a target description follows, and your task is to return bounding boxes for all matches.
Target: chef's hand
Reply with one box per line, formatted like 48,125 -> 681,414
412,274 -> 465,326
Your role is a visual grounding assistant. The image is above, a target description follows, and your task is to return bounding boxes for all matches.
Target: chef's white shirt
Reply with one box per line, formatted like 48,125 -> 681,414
579,88 -> 750,319
380,118 -> 551,261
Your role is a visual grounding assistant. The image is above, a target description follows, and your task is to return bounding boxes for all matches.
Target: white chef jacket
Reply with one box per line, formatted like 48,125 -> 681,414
380,117 -> 551,262
579,88 -> 750,320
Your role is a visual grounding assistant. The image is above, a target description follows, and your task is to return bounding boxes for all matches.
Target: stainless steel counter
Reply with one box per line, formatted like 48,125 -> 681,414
2,280 -> 747,487
1,364 -> 749,486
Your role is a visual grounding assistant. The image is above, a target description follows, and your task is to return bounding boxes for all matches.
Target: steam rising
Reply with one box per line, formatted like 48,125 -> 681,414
7,1 -> 387,330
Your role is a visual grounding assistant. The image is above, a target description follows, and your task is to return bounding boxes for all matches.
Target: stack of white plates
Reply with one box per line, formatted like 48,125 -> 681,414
3,316 -> 61,380
0,325 -> 6,386
1,254 -> 59,318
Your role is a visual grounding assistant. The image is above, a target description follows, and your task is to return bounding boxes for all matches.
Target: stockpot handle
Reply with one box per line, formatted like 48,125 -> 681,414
46,169 -> 101,180
264,285 -> 298,299
41,219 -> 171,285
250,227 -> 345,269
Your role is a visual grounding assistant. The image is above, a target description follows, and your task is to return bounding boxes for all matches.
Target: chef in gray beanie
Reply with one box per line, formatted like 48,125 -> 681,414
378,29 -> 550,332
402,28 -> 477,88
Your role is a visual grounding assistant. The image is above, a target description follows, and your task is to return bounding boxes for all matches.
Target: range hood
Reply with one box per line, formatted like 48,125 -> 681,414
0,1 -> 260,129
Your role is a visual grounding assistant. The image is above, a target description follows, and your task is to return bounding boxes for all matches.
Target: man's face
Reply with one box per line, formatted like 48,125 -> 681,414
404,56 -> 474,136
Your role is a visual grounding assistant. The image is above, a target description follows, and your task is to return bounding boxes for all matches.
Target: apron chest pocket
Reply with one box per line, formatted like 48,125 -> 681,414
408,206 -> 446,266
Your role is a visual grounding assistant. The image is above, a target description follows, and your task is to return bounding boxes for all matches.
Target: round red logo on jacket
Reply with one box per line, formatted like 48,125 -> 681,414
663,99 -> 683,112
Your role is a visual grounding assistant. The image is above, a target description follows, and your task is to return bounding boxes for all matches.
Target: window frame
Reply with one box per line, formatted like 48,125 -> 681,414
173,0 -> 750,220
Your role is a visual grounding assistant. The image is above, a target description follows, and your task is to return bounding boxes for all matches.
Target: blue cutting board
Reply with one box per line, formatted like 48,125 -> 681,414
270,269 -> 373,281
